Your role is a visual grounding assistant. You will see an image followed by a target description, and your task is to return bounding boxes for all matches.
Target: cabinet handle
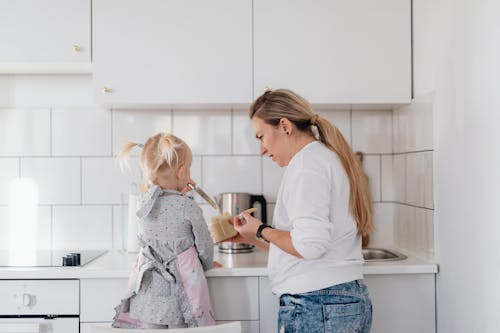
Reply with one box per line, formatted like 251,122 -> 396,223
102,86 -> 112,94
22,293 -> 36,308
72,44 -> 82,52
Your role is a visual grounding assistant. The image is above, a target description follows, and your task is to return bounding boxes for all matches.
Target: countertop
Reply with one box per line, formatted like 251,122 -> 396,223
0,246 -> 438,279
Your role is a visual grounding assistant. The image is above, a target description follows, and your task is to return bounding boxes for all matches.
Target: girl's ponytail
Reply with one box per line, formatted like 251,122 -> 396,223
117,142 -> 142,172
158,133 -> 180,171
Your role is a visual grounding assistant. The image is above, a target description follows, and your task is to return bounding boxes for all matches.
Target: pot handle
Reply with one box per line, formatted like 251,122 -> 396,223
250,195 -> 267,224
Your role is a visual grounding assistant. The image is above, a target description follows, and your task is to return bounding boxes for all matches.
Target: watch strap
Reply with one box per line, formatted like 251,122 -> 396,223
256,224 -> 273,242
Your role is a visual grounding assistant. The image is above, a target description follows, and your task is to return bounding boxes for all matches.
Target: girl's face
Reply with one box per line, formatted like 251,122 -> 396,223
251,116 -> 291,167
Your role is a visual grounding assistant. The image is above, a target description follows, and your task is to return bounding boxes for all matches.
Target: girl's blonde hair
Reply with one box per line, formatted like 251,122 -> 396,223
118,133 -> 190,188
250,89 -> 373,236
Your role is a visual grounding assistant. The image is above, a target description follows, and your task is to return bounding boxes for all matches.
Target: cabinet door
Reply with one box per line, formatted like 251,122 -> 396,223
259,277 -> 279,333
93,0 -> 253,106
0,0 -> 91,64
80,278 -> 128,322
365,274 -> 435,333
254,0 -> 411,104
207,277 -> 259,321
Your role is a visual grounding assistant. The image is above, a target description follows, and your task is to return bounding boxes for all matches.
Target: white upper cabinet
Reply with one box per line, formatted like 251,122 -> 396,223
0,0 -> 91,73
92,0 -> 253,106
254,0 -> 411,104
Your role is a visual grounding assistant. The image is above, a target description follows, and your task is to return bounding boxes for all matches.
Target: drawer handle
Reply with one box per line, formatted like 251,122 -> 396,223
73,44 -> 82,52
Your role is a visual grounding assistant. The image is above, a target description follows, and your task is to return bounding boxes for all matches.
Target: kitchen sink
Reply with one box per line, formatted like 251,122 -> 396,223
362,248 -> 407,261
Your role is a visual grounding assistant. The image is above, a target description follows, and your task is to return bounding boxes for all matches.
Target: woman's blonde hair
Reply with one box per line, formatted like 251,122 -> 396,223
117,133 -> 190,188
250,89 -> 373,236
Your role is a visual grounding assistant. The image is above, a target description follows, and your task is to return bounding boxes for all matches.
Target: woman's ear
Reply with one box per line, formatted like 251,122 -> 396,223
280,118 -> 292,135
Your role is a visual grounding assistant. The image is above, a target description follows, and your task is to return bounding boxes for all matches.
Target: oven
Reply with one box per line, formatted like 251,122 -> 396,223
0,279 -> 79,333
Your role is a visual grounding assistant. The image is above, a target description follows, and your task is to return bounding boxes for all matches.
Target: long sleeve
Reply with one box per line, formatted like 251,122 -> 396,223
184,201 -> 214,271
285,169 -> 334,260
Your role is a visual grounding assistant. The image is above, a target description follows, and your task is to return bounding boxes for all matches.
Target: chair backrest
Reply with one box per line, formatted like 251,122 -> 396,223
90,321 -> 242,333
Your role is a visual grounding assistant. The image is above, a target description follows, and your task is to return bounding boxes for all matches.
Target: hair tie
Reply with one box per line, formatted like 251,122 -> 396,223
310,114 -> 319,126
137,143 -> 144,148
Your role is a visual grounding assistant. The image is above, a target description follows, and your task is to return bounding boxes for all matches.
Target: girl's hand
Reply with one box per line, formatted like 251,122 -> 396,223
182,179 -> 196,193
213,261 -> 223,268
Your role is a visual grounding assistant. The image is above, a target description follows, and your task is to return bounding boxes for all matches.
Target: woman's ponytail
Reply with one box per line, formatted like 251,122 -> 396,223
315,117 -> 374,236
251,88 -> 374,236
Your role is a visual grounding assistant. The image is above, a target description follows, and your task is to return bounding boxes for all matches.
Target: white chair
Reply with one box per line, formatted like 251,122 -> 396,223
89,322 -> 242,333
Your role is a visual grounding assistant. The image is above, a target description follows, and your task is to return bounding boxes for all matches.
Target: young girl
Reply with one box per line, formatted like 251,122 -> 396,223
112,133 -> 216,329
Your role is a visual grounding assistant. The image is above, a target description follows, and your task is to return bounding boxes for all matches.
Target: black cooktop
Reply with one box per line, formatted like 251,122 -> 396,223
0,250 -> 107,267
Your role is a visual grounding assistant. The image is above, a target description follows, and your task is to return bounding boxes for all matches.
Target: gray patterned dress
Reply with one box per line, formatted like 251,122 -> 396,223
114,185 -> 214,328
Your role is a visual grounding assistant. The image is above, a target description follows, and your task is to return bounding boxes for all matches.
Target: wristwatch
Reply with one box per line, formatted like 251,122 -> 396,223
256,224 -> 273,242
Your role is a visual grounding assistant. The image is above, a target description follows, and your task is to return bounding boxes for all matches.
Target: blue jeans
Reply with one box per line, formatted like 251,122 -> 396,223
278,280 -> 372,333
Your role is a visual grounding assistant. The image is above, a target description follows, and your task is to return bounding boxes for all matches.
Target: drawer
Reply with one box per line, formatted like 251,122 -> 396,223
0,279 -> 79,315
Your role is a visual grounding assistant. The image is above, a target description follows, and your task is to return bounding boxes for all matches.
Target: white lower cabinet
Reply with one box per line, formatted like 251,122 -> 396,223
80,277 -> 260,333
258,275 -> 436,333
80,278 -> 128,322
79,274 -> 435,333
365,274 -> 436,333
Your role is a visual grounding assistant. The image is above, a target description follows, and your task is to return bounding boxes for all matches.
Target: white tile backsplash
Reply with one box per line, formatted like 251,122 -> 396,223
0,205 -> 51,250
393,154 -> 406,202
0,108 -> 51,156
112,109 -> 172,155
53,108 -> 112,156
203,156 -> 262,195
82,157 -> 141,204
0,158 -> 19,205
381,155 -> 394,201
406,152 -> 426,206
21,157 -> 81,205
112,205 -> 126,251
262,157 -> 285,203
352,110 -> 392,154
424,152 -> 434,209
233,109 -> 260,155
394,94 -> 434,153
363,155 -> 381,202
53,205 -> 113,250
370,203 -> 394,247
173,109 -> 231,155
0,76 -> 435,253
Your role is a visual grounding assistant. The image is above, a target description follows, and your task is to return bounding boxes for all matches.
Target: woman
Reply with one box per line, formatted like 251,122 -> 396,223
232,89 -> 373,333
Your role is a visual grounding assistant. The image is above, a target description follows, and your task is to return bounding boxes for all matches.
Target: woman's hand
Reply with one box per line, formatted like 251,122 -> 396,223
232,212 -> 262,242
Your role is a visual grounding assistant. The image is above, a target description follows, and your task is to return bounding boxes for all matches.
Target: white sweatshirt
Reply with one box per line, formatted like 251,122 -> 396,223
268,141 -> 363,296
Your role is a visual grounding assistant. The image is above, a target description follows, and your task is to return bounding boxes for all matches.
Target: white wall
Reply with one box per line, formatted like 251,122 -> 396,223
0,75 -> 395,251
415,0 -> 500,331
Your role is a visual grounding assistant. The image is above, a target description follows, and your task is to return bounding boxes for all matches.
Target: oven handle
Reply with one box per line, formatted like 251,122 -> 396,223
0,323 -> 40,332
